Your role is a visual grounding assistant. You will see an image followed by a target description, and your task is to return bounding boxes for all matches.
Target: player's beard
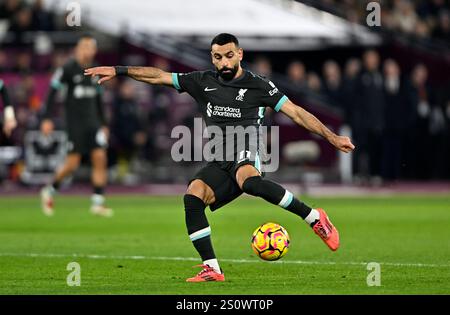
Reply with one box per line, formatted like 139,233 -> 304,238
217,64 -> 239,81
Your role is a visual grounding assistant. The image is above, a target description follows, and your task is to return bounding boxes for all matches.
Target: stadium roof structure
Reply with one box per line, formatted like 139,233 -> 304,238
45,0 -> 381,51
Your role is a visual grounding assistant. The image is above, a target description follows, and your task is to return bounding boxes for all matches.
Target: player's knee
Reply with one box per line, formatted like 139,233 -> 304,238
241,175 -> 263,196
236,164 -> 260,189
186,180 -> 211,205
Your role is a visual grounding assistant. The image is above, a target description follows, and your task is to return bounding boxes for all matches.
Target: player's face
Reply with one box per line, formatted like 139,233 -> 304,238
75,38 -> 97,64
211,42 -> 243,81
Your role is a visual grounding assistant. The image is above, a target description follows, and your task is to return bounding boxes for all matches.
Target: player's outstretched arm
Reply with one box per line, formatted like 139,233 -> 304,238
280,99 -> 355,153
84,66 -> 173,86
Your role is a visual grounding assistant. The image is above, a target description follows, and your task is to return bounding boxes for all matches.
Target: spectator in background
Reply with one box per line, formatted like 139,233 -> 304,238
433,10 -> 450,43
344,58 -> 361,83
149,56 -> 173,107
341,58 -> 361,126
306,72 -> 322,93
428,101 -> 447,179
425,70 -> 448,179
31,0 -> 55,31
0,51 -> 10,73
414,20 -> 431,39
7,73 -> 40,145
110,80 -> 146,180
354,50 -> 385,183
345,8 -> 361,25
381,59 -> 409,181
392,0 -> 419,34
286,60 -> 307,90
322,60 -> 343,110
381,5 -> 396,30
406,64 -> 434,179
252,56 -> 276,127
144,57 -> 173,163
444,89 -> 450,178
51,51 -> 70,71
417,0 -> 447,22
13,51 -> 32,75
0,0 -> 23,20
252,56 -> 272,79
8,6 -> 33,45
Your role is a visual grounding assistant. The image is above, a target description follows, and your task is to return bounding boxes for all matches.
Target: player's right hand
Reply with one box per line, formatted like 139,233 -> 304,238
84,66 -> 115,84
332,135 -> 355,153
40,119 -> 54,136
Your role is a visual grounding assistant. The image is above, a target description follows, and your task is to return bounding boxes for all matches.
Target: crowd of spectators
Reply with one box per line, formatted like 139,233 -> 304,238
301,0 -> 450,47
282,51 -> 449,182
0,0 -> 67,46
248,48 -> 450,182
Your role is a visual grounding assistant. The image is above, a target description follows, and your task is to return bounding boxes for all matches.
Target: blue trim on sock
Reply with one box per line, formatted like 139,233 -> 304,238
284,193 -> 294,208
190,230 -> 211,241
280,191 -> 294,208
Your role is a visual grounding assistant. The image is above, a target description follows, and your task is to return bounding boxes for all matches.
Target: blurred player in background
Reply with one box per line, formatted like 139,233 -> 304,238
40,34 -> 112,217
85,33 -> 355,281
0,79 -> 17,138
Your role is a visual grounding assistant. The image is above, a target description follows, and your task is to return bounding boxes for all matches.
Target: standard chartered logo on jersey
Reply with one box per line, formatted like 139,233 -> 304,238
206,102 -> 241,118
74,85 -> 97,98
171,118 -> 280,172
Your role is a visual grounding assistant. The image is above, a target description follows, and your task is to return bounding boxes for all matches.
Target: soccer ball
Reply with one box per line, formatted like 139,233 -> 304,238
251,222 -> 290,261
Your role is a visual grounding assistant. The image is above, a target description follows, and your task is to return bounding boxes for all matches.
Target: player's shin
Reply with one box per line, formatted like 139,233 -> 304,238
242,176 -> 319,225
184,194 -> 221,274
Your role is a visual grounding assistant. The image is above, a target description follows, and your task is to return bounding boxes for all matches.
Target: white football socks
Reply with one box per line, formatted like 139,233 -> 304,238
304,209 -> 320,225
47,185 -> 56,195
203,258 -> 221,274
91,194 -> 105,206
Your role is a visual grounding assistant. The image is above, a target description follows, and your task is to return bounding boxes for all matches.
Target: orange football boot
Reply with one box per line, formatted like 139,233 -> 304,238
311,208 -> 340,251
186,264 -> 225,282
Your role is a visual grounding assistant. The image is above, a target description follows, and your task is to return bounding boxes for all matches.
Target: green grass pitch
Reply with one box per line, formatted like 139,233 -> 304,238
0,194 -> 449,294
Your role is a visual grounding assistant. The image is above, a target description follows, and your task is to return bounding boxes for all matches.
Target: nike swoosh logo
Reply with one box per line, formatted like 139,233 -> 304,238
204,87 -> 218,92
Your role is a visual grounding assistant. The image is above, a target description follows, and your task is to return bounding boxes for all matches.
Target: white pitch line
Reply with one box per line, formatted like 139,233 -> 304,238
0,252 -> 449,268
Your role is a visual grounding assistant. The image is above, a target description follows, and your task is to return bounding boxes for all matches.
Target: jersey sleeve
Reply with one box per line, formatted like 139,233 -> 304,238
50,65 -> 69,90
259,78 -> 289,112
42,65 -> 69,119
0,79 -> 12,107
171,71 -> 202,96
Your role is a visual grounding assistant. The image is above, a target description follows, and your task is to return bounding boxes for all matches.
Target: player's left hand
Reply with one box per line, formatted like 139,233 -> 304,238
332,135 -> 355,153
3,118 -> 17,137
3,106 -> 17,137
84,67 -> 116,84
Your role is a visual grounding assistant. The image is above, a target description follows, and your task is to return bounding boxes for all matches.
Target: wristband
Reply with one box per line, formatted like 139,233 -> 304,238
114,66 -> 129,76
4,106 -> 15,121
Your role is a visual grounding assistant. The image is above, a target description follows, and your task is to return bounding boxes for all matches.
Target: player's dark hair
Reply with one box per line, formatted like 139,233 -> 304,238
77,33 -> 96,43
211,33 -> 239,47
